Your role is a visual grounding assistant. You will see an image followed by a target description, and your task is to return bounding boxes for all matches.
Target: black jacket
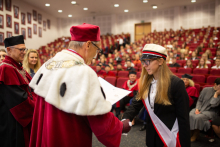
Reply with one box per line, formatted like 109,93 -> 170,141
123,76 -> 190,147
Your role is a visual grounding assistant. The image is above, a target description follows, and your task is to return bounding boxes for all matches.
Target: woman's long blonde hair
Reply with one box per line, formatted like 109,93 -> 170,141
137,59 -> 173,105
23,49 -> 41,74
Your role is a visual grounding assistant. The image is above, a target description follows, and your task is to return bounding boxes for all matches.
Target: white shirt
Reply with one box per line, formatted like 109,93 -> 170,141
145,78 -> 157,111
211,65 -> 220,69
196,66 -> 208,69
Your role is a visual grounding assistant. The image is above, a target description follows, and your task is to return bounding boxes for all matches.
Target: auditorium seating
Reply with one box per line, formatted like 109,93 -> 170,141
116,77 -> 128,88
193,69 -> 209,74
178,68 -> 192,74
210,69 -> 220,75
207,76 -> 219,84
105,76 -> 117,86
192,75 -> 206,83
118,71 -> 129,77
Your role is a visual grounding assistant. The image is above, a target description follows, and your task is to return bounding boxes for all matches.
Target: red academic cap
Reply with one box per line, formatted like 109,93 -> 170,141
70,23 -> 100,42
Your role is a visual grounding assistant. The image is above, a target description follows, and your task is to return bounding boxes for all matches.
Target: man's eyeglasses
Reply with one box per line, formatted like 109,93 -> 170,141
11,47 -> 28,53
141,58 -> 158,66
91,42 -> 102,53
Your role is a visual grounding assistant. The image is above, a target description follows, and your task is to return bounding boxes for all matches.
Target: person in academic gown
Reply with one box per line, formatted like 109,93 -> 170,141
95,64 -> 105,75
0,35 -> 35,147
122,44 -> 190,147
115,71 -> 138,118
29,23 -> 131,147
181,74 -> 199,110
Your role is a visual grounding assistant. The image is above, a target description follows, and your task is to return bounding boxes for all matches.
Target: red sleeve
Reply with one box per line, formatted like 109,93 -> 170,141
87,112 -> 123,147
122,81 -> 127,89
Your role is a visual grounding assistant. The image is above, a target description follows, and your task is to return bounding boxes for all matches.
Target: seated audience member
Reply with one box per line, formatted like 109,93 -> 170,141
23,49 -> 41,77
205,49 -> 212,59
115,71 -> 138,118
99,58 -> 107,67
0,49 -> 7,62
214,50 -> 220,60
184,59 -> 193,68
181,74 -> 199,110
179,53 -> 186,60
191,51 -> 199,60
103,65 -> 116,77
173,49 -> 180,58
211,116 -> 220,141
169,57 -> 180,67
190,78 -> 220,142
91,58 -> 97,66
166,56 -> 172,64
114,53 -> 122,63
95,64 -> 104,75
133,54 -> 141,65
196,58 -> 208,69
109,63 -> 114,70
124,60 -> 134,67
108,58 -> 115,66
116,64 -> 124,71
125,60 -> 136,71
211,58 -> 220,69
201,53 -> 211,64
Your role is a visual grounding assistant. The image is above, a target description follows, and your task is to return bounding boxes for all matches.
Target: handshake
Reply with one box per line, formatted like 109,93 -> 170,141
121,119 -> 132,133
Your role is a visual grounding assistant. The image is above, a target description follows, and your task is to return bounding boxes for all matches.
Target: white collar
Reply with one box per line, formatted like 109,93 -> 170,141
151,78 -> 157,84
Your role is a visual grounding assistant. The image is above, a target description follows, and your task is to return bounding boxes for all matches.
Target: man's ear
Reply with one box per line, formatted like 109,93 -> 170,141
6,47 -> 11,55
85,41 -> 91,50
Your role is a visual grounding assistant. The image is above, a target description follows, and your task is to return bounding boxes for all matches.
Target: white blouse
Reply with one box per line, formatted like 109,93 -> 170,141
145,78 -> 157,111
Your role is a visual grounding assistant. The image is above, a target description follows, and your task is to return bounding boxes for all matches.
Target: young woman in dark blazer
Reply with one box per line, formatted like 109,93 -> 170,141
122,44 -> 190,147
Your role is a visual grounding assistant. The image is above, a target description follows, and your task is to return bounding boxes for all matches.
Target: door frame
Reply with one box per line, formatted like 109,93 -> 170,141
134,22 -> 151,41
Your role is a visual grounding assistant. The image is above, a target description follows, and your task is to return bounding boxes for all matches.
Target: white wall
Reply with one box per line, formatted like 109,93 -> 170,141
0,0 -> 59,49
58,1 -> 217,43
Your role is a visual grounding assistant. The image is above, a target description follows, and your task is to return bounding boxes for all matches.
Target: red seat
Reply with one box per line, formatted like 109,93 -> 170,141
118,71 -> 129,77
193,69 -> 209,74
169,67 -> 177,73
116,77 -> 128,88
210,69 -> 220,75
203,85 -> 214,89
105,76 -> 117,86
174,73 -> 183,78
111,71 -> 117,76
178,68 -> 192,74
194,84 -> 200,93
192,75 -> 206,83
207,76 -> 219,84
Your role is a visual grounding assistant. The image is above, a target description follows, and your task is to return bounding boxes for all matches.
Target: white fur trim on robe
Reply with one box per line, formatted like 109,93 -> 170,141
29,50 -> 112,116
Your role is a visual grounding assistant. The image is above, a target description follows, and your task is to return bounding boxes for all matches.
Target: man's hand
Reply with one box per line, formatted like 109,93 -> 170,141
121,119 -> 131,133
195,109 -> 200,115
214,90 -> 220,98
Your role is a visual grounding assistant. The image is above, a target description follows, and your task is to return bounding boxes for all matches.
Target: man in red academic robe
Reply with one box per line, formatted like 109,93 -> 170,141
29,23 -> 131,147
0,35 -> 35,147
96,64 -> 105,75
115,71 -> 138,118
103,65 -> 116,77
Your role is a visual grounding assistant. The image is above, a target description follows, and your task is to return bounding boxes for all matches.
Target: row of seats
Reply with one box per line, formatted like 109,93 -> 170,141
100,75 -> 213,93
169,68 -> 220,75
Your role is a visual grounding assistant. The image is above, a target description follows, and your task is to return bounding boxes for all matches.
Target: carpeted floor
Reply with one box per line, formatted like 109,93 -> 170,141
92,118 -> 220,147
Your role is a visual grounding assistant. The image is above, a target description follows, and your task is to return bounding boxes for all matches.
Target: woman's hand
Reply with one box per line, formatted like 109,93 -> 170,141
195,109 -> 200,115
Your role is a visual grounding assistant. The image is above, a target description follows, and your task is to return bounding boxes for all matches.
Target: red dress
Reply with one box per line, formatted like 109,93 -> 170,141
29,96 -> 123,147
186,86 -> 199,107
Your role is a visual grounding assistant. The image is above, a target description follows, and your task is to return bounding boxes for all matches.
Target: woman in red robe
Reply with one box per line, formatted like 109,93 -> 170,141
181,74 -> 199,110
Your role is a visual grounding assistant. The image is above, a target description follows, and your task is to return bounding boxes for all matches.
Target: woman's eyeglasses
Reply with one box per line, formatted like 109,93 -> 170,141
141,58 -> 157,66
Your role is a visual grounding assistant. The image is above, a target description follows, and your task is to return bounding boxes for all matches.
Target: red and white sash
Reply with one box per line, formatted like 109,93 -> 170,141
142,99 -> 181,147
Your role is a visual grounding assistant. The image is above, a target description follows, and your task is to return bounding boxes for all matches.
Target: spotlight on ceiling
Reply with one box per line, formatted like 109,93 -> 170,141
143,0 -> 148,3
191,0 -> 196,3
114,4 -> 119,7
124,9 -> 129,12
83,7 -> 88,10
58,10 -> 62,13
68,14 -> 72,17
71,1 -> 76,4
152,5 -> 157,9
45,3 -> 50,7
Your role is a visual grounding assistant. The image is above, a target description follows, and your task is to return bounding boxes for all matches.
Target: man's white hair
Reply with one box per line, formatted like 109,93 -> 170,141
68,41 -> 99,49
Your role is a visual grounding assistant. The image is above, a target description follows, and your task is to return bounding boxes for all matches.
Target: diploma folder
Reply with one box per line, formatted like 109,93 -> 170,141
98,77 -> 132,105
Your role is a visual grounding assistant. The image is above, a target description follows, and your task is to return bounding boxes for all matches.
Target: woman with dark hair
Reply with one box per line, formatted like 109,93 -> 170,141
122,44 -> 190,147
